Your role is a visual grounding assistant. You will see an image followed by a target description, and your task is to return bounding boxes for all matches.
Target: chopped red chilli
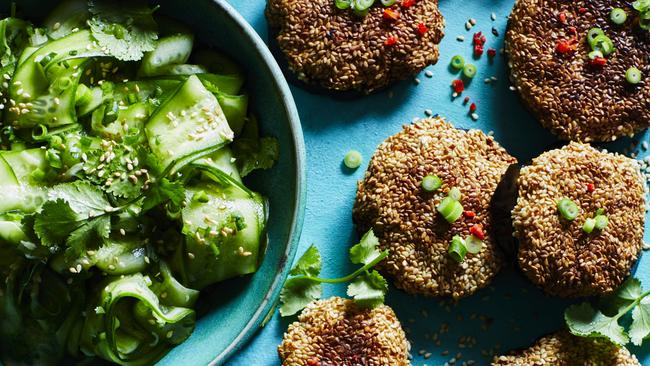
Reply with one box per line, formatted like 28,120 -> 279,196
590,57 -> 607,67
463,210 -> 476,219
472,32 -> 487,57
487,48 -> 497,57
463,96 -> 470,105
469,224 -> 486,240
451,79 -> 465,94
587,183 -> 595,193
384,36 -> 398,46
401,0 -> 415,7
417,23 -> 428,36
568,26 -> 577,34
556,37 -> 577,53
383,8 -> 400,21
579,7 -> 587,14
469,103 -> 477,112
558,12 -> 567,23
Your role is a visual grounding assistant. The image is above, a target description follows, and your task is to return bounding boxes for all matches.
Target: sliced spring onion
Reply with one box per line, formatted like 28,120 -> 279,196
353,0 -> 375,11
465,235 -> 484,254
448,187 -> 462,201
343,150 -> 363,169
380,0 -> 397,5
462,64 -> 477,79
582,218 -> 596,233
594,215 -> 609,230
595,208 -> 605,216
335,0 -> 352,9
421,174 -> 442,192
450,55 -> 465,70
437,196 -> 463,223
557,198 -> 579,221
591,35 -> 615,56
448,235 -> 467,263
626,67 -> 643,84
588,50 -> 604,60
610,8 -> 627,24
640,11 -> 650,30
587,28 -> 605,45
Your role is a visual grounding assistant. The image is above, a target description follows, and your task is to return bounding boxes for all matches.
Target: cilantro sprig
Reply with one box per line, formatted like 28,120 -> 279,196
279,230 -> 389,317
565,277 -> 650,346
633,0 -> 650,30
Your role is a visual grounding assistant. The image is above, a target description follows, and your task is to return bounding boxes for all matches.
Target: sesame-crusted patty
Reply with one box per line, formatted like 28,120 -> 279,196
266,0 -> 444,93
492,330 -> 641,365
505,0 -> 649,142
353,117 -> 517,299
278,297 -> 410,366
513,142 -> 647,297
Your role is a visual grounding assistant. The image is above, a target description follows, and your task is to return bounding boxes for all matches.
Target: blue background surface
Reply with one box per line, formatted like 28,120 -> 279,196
228,1 -> 650,365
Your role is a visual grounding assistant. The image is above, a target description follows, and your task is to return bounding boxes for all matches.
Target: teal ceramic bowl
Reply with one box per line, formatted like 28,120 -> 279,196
3,0 -> 306,365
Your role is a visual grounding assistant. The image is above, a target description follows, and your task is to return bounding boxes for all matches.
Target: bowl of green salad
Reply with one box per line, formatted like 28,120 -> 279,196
0,0 -> 305,365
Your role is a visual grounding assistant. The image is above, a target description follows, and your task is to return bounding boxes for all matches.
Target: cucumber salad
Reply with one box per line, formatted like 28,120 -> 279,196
0,1 -> 279,365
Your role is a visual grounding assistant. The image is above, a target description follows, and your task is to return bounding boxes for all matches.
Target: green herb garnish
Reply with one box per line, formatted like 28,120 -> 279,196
279,229 -> 389,316
565,277 -> 650,346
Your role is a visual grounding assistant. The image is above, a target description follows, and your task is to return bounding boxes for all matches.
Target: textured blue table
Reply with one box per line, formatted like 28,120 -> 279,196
228,1 -> 650,365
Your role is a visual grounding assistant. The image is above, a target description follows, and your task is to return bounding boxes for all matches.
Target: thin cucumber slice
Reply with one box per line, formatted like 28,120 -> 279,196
177,183 -> 266,289
77,85 -> 104,117
44,0 -> 90,40
193,147 -> 242,183
217,93 -> 248,135
1,148 -> 47,184
148,64 -> 208,77
192,49 -> 243,76
138,33 -> 194,77
0,154 -> 18,186
146,75 -> 234,168
197,73 -> 244,95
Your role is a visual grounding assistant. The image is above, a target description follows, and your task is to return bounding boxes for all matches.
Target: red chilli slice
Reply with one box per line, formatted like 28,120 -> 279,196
558,12 -> 567,24
469,103 -> 477,112
463,210 -> 476,218
401,0 -> 416,7
469,224 -> 486,240
451,79 -> 465,93
556,37 -> 577,54
417,23 -> 428,36
487,48 -> 497,58
587,183 -> 595,193
383,8 -> 400,21
385,36 -> 398,46
590,57 -> 607,67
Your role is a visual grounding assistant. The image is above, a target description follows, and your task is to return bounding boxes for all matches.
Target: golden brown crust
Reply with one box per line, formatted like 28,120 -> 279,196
492,331 -> 641,365
278,297 -> 410,366
505,0 -> 649,142
266,0 -> 444,93
513,142 -> 647,297
353,117 -> 517,298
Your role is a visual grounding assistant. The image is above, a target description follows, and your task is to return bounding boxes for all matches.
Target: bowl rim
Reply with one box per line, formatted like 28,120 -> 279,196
204,0 -> 306,365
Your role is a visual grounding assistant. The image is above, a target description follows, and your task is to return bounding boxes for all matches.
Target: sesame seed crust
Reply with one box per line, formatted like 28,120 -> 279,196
505,0 -> 650,142
513,142 -> 647,297
353,117 -> 517,299
278,297 -> 410,366
492,330 -> 640,365
266,0 -> 444,93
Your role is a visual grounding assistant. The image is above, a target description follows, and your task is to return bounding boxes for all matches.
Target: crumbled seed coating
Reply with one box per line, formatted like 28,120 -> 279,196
353,117 -> 517,298
513,142 -> 647,297
266,0 -> 444,93
278,297 -> 410,366
492,331 -> 640,365
505,0 -> 649,142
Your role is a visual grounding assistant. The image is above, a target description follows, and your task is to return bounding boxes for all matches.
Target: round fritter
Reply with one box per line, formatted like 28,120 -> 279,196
353,117 -> 517,299
492,331 -> 641,365
266,0 -> 444,93
278,297 -> 410,366
505,0 -> 649,142
513,142 -> 647,297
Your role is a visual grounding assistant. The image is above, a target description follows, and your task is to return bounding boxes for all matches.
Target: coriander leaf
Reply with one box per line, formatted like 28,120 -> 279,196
65,215 -> 111,260
600,277 -> 643,316
142,178 -> 185,212
88,0 -> 158,61
279,277 -> 322,317
33,199 -> 80,246
349,229 -> 382,265
630,298 -> 650,346
48,181 -> 111,217
634,0 -> 650,12
565,302 -> 629,346
232,136 -> 279,177
346,270 -> 387,308
289,245 -> 321,277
